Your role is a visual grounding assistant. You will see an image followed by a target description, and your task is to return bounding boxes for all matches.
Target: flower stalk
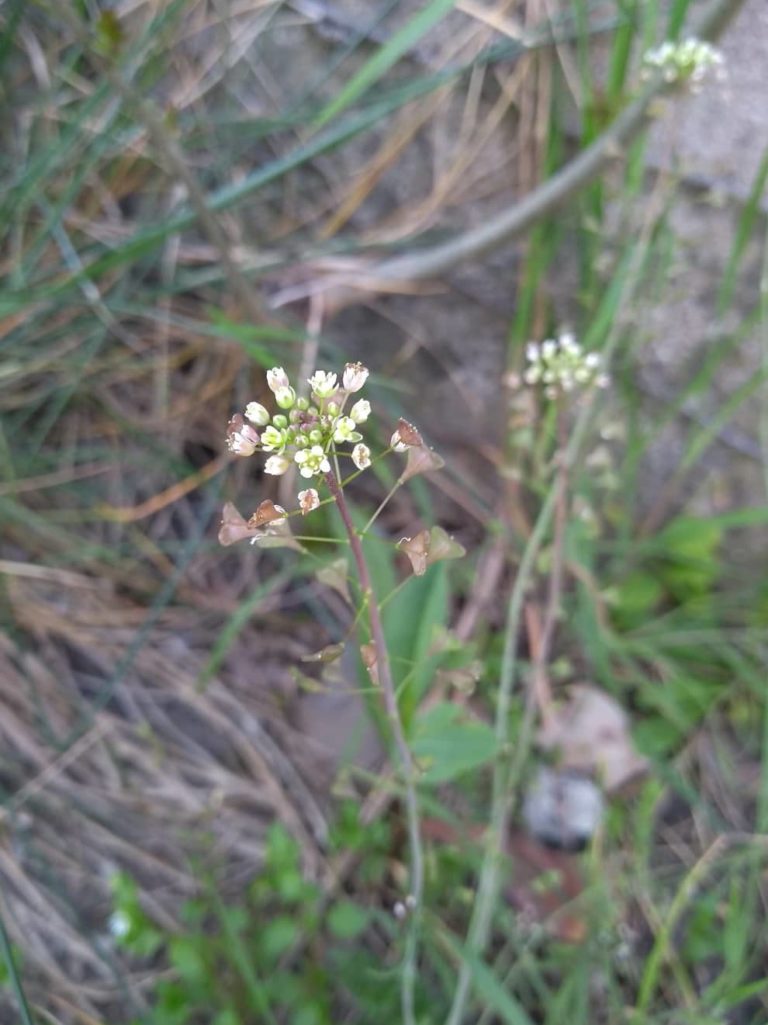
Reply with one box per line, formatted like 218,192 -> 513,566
324,469 -> 424,1025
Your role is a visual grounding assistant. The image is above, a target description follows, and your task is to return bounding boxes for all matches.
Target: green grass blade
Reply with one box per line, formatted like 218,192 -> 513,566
313,0 -> 458,127
717,145 -> 768,313
0,904 -> 34,1025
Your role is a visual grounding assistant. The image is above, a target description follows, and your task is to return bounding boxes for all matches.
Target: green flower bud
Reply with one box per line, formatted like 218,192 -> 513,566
275,386 -> 296,409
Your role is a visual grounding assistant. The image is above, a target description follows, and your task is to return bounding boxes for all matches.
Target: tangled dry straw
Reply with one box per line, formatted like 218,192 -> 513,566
0,575 -> 329,1022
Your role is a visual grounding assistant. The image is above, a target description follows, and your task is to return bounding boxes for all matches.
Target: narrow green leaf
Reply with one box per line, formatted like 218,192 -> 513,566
439,928 -> 535,1025
314,0 -> 458,127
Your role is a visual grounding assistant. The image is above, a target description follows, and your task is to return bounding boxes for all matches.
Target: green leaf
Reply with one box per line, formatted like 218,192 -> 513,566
261,917 -> 299,959
265,823 -> 301,873
612,570 -> 664,630
439,929 -> 535,1025
386,563 -> 449,725
170,937 -> 206,982
412,702 -> 497,784
327,901 -> 370,940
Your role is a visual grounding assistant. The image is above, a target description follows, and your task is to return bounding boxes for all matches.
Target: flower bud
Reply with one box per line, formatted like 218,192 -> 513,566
275,386 -> 296,409
272,414 -> 288,429
349,399 -> 371,424
260,425 -> 285,452
245,402 -> 270,426
266,367 -> 290,393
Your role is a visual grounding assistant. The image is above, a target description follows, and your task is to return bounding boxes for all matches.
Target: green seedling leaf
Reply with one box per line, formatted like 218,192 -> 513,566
412,701 -> 497,784
611,570 -> 664,629
261,917 -> 299,959
170,937 -> 206,982
327,901 -> 370,940
656,516 -> 722,600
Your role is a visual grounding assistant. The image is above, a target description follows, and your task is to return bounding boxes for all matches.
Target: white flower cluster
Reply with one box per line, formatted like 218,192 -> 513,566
226,362 -> 372,513
523,333 -> 608,399
642,37 -> 724,87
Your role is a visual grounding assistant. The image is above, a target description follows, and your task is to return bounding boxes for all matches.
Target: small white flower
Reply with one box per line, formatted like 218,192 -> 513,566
349,398 -> 371,424
274,385 -> 296,410
266,367 -> 290,394
109,910 -> 131,939
227,417 -> 260,457
298,488 -> 320,514
523,331 -> 607,397
352,443 -> 371,470
294,445 -> 330,479
342,362 -> 369,393
245,402 -> 270,426
260,425 -> 285,452
264,455 -> 291,476
642,37 -> 724,86
333,416 -> 360,444
542,339 -> 558,360
391,430 -> 409,453
308,370 -> 338,399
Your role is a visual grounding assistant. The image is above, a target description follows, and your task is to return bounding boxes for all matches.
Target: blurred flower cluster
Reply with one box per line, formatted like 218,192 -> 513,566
642,37 -> 724,87
523,333 -> 609,399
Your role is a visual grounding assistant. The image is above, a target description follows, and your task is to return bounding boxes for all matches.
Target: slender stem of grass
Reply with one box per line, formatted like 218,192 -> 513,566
0,902 -> 34,1025
324,470 -> 423,1025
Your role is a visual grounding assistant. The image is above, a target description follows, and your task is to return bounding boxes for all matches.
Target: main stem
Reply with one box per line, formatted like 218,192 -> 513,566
325,471 -> 423,1025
